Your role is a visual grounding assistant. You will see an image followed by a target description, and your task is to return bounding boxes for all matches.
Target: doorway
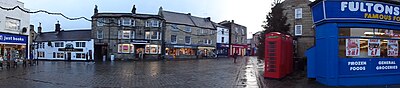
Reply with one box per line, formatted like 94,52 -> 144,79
94,45 -> 108,62
67,52 -> 71,61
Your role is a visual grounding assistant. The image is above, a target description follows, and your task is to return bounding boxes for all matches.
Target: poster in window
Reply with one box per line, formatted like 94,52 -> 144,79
368,39 -> 380,56
122,45 -> 129,53
346,39 -> 360,56
388,40 -> 398,56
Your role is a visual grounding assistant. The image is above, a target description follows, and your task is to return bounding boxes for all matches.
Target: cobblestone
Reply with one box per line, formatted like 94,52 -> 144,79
0,57 -> 251,88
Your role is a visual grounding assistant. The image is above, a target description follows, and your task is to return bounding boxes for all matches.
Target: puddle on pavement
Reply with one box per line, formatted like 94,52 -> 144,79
238,58 -> 260,88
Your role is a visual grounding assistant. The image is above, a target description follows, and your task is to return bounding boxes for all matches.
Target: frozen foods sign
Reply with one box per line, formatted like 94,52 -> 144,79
346,39 -> 360,56
368,39 -> 380,56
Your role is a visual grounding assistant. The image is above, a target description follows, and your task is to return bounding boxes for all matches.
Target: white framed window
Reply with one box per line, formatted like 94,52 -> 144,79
185,26 -> 191,32
295,8 -> 303,19
56,53 -> 64,58
122,30 -> 131,39
221,29 -> 225,35
97,30 -> 104,39
235,27 -> 239,33
204,39 -> 212,45
171,35 -> 177,44
145,45 -> 161,54
241,29 -> 245,35
118,44 -> 135,53
5,17 -> 20,31
145,31 -> 161,40
122,18 -> 131,26
221,37 -> 225,43
295,25 -> 303,36
97,18 -> 105,26
38,52 -> 45,58
55,42 -> 64,47
185,36 -> 191,44
171,24 -> 179,31
75,42 -> 86,47
146,20 -> 160,27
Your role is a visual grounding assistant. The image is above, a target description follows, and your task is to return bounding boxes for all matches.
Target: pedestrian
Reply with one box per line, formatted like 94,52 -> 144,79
0,56 -> 3,69
233,53 -> 238,63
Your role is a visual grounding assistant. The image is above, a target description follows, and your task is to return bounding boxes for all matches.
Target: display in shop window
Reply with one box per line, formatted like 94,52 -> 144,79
346,39 -> 360,56
368,39 -> 381,56
387,40 -> 398,56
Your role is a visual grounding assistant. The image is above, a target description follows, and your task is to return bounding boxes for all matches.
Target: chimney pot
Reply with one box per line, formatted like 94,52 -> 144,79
38,23 -> 42,34
55,21 -> 61,32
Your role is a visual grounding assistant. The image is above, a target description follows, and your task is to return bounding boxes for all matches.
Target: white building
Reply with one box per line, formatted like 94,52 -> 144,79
215,24 -> 229,57
0,0 -> 31,60
34,23 -> 94,61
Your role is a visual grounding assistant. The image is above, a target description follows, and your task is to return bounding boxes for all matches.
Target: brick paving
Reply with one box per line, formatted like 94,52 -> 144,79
0,57 -> 252,88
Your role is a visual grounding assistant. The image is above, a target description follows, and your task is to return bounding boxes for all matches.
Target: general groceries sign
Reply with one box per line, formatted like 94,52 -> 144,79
0,33 -> 27,45
312,0 -> 400,24
340,59 -> 400,75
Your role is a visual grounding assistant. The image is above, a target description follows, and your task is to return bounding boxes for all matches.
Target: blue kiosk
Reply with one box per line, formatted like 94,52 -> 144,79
307,0 -> 400,86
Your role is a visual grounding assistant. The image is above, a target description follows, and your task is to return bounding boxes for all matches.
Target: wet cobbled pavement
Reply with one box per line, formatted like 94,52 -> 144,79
0,57 -> 255,88
254,57 -> 400,88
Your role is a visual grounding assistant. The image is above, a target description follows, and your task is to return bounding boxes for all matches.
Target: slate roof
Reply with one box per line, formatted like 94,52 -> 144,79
161,10 -> 216,29
35,29 -> 92,42
162,11 -> 195,26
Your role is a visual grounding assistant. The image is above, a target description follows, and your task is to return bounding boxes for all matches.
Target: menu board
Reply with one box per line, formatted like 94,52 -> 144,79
368,39 -> 381,56
346,39 -> 360,56
388,40 -> 398,56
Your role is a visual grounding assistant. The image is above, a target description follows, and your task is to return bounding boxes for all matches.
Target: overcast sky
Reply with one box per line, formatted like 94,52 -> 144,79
18,0 -> 314,38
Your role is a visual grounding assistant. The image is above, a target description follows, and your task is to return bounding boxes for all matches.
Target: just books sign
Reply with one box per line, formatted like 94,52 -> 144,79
312,0 -> 400,24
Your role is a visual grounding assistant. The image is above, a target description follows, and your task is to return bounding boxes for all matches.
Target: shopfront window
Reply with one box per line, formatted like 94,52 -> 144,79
57,53 -> 64,58
145,45 -> 161,54
339,28 -> 400,58
76,53 -> 85,59
118,44 -> 134,53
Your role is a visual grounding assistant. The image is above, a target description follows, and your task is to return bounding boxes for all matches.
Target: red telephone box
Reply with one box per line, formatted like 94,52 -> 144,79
264,32 -> 293,79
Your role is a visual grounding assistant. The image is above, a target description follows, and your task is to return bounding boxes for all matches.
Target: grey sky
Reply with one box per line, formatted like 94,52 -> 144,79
18,0 -> 313,38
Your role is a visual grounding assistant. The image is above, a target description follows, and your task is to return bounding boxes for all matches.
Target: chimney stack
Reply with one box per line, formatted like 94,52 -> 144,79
207,17 -> 211,20
94,5 -> 98,14
188,13 -> 191,15
38,23 -> 42,34
231,20 -> 234,23
131,5 -> 136,14
55,21 -> 61,32
29,25 -> 34,32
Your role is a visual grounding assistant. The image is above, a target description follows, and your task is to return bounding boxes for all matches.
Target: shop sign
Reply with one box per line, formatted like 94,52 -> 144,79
132,40 -> 148,44
313,1 -> 400,24
58,48 -> 83,52
368,39 -> 380,56
346,39 -> 360,56
387,40 -> 398,56
0,33 -> 27,44
340,59 -> 400,75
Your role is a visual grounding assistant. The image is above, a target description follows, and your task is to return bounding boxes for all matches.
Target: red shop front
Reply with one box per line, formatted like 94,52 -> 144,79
229,44 -> 247,57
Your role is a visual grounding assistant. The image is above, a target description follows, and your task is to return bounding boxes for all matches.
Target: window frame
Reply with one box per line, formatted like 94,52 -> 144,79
295,25 -> 303,36
295,8 -> 303,19
97,30 -> 104,39
185,36 -> 191,44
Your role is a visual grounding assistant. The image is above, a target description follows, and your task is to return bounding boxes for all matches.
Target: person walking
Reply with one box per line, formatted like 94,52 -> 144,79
233,53 -> 238,63
0,56 -> 3,69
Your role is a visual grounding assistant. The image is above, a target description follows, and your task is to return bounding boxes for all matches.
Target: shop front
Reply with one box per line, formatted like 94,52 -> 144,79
0,32 -> 28,61
165,45 -> 196,59
117,40 -> 161,60
229,44 -> 247,57
216,43 -> 229,57
197,46 -> 215,58
307,0 -> 400,86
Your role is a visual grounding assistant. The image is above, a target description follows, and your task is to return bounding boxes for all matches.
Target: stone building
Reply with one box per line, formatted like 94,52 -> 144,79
91,5 -> 164,61
0,0 -> 31,60
250,31 -> 262,56
282,0 -> 314,58
159,7 -> 217,59
219,20 -> 247,57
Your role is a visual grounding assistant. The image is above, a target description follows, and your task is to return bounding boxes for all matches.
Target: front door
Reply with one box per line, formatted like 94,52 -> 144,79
67,52 -> 71,61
